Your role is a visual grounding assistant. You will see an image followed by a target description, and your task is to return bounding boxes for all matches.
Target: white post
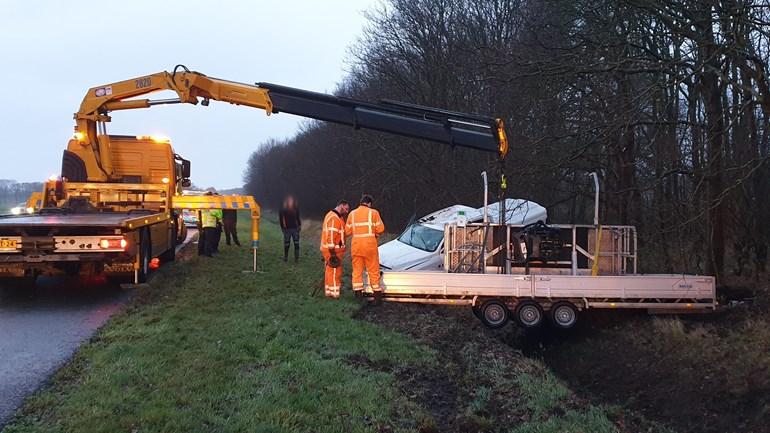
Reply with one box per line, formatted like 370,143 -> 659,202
481,171 -> 489,224
571,227 -> 577,275
589,172 -> 600,226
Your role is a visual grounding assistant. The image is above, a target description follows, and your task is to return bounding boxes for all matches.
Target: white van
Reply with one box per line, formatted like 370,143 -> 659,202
379,199 -> 547,271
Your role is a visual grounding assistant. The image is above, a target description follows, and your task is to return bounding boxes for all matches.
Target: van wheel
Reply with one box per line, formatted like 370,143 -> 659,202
138,229 -> 151,283
550,301 -> 578,329
515,300 -> 544,328
479,299 -> 509,329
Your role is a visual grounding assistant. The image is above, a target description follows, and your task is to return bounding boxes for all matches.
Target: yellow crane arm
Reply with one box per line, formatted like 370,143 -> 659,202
76,67 -> 272,121
71,65 -> 274,180
68,64 -> 509,182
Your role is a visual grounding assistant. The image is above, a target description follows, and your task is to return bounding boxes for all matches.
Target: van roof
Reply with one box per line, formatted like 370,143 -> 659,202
417,199 -> 547,230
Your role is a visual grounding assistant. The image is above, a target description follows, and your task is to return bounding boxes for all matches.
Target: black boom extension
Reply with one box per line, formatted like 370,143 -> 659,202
257,82 -> 506,156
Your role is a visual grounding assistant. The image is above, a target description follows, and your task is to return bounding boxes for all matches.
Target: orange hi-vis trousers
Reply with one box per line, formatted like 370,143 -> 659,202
351,246 -> 380,293
322,249 -> 344,298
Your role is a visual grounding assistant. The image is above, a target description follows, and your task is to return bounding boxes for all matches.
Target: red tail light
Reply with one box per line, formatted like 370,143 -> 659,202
99,238 -> 127,250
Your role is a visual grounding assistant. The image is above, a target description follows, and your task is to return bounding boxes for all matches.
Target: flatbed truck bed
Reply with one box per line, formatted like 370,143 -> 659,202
0,212 -> 166,229
0,180 -> 179,284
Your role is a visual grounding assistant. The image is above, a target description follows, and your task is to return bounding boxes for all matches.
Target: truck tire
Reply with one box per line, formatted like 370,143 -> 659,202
478,299 -> 509,329
159,226 -> 176,263
159,246 -> 176,263
138,229 -> 151,283
550,301 -> 578,329
174,216 -> 187,244
515,300 -> 544,328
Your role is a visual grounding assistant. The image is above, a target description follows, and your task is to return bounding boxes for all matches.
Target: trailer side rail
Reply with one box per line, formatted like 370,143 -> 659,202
377,271 -> 716,311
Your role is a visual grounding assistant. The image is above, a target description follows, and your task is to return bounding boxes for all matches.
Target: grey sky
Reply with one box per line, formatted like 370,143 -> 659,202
0,0 -> 378,189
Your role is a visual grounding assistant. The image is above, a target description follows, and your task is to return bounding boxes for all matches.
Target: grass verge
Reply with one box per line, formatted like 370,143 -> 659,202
5,214 -> 626,433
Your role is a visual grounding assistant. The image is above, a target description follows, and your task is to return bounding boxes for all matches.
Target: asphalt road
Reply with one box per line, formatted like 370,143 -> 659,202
0,229 -> 196,428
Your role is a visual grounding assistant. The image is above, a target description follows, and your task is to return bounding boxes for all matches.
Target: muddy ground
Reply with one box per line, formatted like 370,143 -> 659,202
355,281 -> 770,433
355,303 -> 659,432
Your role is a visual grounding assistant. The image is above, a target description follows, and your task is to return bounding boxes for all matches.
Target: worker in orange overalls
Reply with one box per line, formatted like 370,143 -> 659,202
320,200 -> 350,299
345,195 -> 386,303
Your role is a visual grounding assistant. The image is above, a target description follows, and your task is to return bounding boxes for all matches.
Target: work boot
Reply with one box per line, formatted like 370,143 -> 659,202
374,291 -> 383,306
353,290 -> 363,298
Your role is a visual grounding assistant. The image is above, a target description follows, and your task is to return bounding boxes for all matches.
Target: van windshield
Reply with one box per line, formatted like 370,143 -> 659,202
397,224 -> 443,252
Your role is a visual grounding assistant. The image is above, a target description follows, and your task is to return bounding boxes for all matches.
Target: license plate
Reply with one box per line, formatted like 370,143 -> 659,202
0,265 -> 24,276
0,239 -> 18,250
104,263 -> 134,274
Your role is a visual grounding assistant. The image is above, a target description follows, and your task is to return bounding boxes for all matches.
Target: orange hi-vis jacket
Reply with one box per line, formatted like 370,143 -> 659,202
345,205 -> 385,255
320,210 -> 346,252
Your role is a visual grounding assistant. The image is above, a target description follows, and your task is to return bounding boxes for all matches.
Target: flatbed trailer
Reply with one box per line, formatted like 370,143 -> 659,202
374,271 -> 716,328
366,221 -> 717,329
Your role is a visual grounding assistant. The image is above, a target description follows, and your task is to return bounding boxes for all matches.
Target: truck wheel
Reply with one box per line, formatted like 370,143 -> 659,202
159,226 -> 176,263
159,246 -> 176,263
138,229 -> 151,283
515,300 -> 544,328
550,301 -> 578,329
479,299 -> 509,329
175,216 -> 187,244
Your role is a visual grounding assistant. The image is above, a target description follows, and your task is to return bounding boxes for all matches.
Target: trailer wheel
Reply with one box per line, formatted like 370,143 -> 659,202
479,300 -> 509,329
138,229 -> 151,283
515,301 -> 544,328
550,301 -> 578,329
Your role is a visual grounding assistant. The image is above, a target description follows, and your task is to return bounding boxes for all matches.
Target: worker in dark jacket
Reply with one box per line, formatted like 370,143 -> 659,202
222,208 -> 240,246
279,195 -> 301,262
201,208 -> 222,257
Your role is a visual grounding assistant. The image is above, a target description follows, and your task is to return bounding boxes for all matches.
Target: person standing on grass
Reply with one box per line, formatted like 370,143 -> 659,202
222,208 -> 241,246
320,200 -> 350,299
279,195 -> 301,263
345,194 -> 385,304
201,210 -> 222,257
200,191 -> 223,257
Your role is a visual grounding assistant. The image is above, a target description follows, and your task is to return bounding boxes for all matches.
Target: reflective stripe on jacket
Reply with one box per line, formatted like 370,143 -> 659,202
320,210 -> 346,251
345,205 -> 385,255
201,209 -> 222,228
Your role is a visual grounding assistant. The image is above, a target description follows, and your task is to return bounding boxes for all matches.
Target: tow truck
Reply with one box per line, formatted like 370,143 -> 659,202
0,65 -> 508,285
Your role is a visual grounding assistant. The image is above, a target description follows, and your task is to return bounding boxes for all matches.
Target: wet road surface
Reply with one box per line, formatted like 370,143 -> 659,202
0,229 -> 196,427
0,282 -> 131,426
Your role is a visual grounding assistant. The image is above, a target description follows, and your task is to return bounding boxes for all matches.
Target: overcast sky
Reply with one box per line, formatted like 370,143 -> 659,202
0,0 -> 378,189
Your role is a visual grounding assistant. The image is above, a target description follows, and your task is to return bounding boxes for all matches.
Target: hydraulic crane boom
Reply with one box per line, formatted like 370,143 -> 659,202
66,65 -> 508,182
